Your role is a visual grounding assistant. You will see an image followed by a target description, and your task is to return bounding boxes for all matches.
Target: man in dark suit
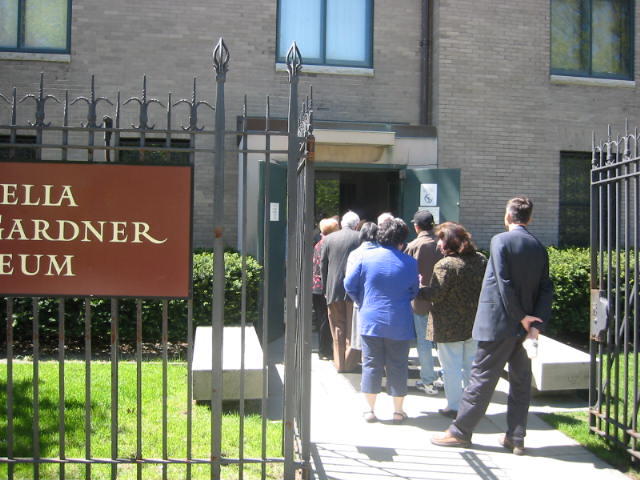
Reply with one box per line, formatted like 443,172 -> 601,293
431,197 -> 553,455
321,210 -> 361,372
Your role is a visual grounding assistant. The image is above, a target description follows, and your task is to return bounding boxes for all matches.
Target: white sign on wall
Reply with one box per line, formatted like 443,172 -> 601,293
420,183 -> 438,207
419,206 -> 440,224
270,202 -> 280,222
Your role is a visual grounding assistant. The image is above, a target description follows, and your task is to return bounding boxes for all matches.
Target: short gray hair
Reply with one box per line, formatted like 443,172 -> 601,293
341,210 -> 360,229
377,212 -> 393,226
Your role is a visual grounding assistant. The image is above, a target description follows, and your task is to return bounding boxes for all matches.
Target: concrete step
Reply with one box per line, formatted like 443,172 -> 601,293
192,325 -> 264,401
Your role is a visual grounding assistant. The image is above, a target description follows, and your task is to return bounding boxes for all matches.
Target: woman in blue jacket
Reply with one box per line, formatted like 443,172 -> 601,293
344,217 -> 418,424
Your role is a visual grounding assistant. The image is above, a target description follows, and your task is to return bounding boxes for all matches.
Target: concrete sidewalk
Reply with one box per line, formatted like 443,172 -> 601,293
308,352 -> 629,480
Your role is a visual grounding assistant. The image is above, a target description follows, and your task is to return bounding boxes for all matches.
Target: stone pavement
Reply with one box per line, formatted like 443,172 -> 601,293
307,351 -> 629,480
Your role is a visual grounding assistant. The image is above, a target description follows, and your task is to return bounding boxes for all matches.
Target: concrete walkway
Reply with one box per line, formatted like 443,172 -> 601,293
308,351 -> 629,480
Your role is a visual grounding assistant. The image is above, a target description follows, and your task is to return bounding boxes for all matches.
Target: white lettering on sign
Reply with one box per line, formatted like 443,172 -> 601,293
0,216 -> 167,244
0,162 -> 192,298
0,254 -> 75,276
0,184 -> 78,207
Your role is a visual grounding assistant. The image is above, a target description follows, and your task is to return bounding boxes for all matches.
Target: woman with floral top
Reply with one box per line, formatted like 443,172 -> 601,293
419,222 -> 487,418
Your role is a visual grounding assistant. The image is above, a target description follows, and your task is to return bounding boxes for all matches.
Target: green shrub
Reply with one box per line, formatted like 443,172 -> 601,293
479,246 -> 591,341
547,247 -> 590,339
191,250 -> 263,329
1,251 -> 262,350
0,246 -> 604,347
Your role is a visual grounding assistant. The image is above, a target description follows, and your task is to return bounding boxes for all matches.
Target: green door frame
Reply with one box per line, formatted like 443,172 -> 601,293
401,167 -> 461,241
257,162 -> 460,341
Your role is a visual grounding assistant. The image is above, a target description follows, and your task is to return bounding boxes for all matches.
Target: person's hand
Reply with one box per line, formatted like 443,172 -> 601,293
523,327 -> 540,358
526,326 -> 540,340
520,315 -> 542,333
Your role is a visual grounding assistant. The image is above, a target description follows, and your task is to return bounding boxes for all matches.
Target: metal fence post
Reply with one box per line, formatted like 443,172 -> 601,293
0,54 -> 315,478
300,121 -> 315,474
590,124 -> 640,462
283,42 -> 302,480
211,37 -> 230,480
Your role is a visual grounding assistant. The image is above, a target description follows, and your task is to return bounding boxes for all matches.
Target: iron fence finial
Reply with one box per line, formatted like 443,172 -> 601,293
286,42 -> 303,82
71,74 -> 113,128
173,77 -> 214,131
624,119 -> 631,159
20,72 -> 60,127
10,87 -> 17,126
123,75 -> 164,129
212,38 -> 230,80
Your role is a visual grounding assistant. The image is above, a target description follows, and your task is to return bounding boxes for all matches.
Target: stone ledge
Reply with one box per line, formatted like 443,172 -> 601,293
192,325 -> 264,401
550,74 -> 635,88
0,52 -> 71,63
514,334 -> 591,391
275,62 -> 374,77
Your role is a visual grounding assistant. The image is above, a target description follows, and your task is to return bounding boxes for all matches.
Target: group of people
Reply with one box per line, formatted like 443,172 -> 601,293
312,196 -> 553,455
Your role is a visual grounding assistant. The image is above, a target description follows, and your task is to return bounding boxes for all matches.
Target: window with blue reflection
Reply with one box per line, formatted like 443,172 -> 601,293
551,0 -> 633,79
277,0 -> 373,68
0,0 -> 71,53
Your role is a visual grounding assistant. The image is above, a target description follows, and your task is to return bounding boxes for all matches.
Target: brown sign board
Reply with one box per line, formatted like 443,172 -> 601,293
0,161 -> 193,298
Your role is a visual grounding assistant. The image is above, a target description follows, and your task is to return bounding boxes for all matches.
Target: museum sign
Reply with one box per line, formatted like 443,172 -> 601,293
0,161 -> 193,298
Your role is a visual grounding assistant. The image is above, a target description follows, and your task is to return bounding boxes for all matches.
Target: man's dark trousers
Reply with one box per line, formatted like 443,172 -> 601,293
449,336 -> 532,446
312,293 -> 333,359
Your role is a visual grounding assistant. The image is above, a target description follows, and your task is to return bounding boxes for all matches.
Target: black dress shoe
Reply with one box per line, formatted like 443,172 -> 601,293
438,408 -> 458,419
499,434 -> 525,455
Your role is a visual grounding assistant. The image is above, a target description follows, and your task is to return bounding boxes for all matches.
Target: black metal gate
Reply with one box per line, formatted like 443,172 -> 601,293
0,38 -> 314,480
590,123 -> 640,463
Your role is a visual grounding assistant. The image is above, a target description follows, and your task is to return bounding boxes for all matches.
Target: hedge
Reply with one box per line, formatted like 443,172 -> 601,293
0,246 -> 599,348
1,251 -> 262,350
478,246 -> 591,340
547,247 -> 590,339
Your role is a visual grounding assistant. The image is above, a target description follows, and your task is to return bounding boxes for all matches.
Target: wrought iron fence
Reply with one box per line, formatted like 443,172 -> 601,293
0,38 -> 314,480
590,122 -> 640,463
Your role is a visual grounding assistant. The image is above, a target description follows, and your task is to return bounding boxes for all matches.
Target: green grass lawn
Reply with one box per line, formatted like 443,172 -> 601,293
541,411 -> 640,479
0,361 -> 283,480
540,350 -> 640,479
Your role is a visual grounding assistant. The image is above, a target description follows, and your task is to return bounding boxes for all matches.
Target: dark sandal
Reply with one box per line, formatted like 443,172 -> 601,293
363,410 -> 378,423
392,411 -> 408,424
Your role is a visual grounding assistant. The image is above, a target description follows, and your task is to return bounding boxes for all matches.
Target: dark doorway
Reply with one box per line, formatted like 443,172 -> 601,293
315,169 -> 401,223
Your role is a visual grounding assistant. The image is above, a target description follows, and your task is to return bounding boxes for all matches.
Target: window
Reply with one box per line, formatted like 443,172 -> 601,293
551,0 -> 633,79
0,0 -> 71,53
0,135 -> 36,161
559,151 -> 591,247
277,0 -> 373,68
119,138 -> 191,165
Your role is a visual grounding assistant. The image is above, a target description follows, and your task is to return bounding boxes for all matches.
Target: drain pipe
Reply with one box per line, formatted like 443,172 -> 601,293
419,0 -> 433,125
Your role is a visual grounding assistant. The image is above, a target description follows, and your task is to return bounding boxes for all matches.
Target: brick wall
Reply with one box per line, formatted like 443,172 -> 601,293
5,1 -> 633,248
433,0 -> 640,247
0,0 -> 425,247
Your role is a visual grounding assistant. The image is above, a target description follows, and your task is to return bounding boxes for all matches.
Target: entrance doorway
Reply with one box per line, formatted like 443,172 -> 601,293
315,169 -> 402,223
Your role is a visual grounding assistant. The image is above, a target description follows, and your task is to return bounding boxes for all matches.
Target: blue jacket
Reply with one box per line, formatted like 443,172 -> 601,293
344,245 -> 419,341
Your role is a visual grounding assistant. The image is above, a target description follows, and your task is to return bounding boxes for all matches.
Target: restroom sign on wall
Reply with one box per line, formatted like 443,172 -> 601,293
420,183 -> 437,207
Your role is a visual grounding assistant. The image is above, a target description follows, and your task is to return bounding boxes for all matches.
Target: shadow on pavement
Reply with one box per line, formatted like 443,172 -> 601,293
311,442 -> 503,480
